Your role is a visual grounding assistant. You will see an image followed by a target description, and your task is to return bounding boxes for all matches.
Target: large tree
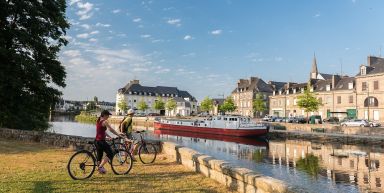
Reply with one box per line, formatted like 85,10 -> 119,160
0,0 -> 70,130
200,96 -> 213,113
253,94 -> 266,117
220,97 -> 236,114
297,84 -> 322,121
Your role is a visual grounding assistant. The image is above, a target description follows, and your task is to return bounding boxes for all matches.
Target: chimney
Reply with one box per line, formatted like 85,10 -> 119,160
331,75 -> 340,89
130,80 -> 140,84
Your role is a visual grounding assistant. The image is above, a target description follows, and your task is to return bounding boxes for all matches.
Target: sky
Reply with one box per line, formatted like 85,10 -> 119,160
60,0 -> 384,102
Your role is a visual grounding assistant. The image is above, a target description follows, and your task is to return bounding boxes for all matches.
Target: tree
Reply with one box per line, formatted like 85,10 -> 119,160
137,100 -> 149,112
153,96 -> 165,112
118,100 -> 128,114
165,98 -> 177,116
200,96 -> 213,113
253,94 -> 266,117
220,97 -> 237,114
0,0 -> 70,130
297,83 -> 322,121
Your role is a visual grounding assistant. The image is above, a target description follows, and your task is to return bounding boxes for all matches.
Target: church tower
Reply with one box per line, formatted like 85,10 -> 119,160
310,54 -> 318,79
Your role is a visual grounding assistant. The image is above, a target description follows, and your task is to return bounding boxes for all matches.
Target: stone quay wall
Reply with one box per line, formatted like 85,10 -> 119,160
162,142 -> 294,193
1,128 -> 295,193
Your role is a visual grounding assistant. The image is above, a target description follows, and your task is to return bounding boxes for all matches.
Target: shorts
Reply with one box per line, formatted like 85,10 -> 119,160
95,140 -> 114,162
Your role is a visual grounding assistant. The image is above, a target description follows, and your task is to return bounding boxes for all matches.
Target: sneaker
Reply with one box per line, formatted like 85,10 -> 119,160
98,166 -> 106,174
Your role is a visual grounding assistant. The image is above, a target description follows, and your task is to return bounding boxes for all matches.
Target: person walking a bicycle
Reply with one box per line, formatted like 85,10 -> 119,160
120,109 -> 137,160
96,110 -> 125,174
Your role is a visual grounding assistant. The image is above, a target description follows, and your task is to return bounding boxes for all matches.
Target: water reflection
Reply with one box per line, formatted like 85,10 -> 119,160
296,154 -> 320,177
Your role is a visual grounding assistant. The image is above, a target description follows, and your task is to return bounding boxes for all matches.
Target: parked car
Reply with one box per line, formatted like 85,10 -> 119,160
286,117 -> 296,123
294,116 -> 307,124
309,115 -> 322,124
274,117 -> 285,122
147,113 -> 160,116
323,117 -> 339,124
369,121 -> 381,127
340,119 -> 369,127
262,115 -> 277,122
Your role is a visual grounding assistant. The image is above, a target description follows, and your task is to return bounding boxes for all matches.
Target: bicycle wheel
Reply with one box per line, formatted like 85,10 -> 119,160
138,143 -> 157,164
67,150 -> 96,180
110,149 -> 133,175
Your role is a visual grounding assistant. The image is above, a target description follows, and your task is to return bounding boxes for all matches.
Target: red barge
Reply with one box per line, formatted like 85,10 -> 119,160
154,115 -> 268,137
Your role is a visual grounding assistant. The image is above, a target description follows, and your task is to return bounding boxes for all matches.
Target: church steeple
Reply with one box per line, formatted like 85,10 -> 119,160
310,53 -> 318,79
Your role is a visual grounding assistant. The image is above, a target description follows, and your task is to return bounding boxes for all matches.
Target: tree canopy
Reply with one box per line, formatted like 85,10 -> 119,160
219,97 -> 236,113
253,94 -> 266,117
297,84 -> 322,119
153,96 -> 165,111
200,96 -> 213,112
165,98 -> 177,116
0,0 -> 70,130
137,100 -> 149,112
118,100 -> 128,113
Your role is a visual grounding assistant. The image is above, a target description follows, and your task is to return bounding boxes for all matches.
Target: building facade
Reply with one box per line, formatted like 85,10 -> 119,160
116,80 -> 197,116
230,77 -> 273,117
269,55 -> 384,121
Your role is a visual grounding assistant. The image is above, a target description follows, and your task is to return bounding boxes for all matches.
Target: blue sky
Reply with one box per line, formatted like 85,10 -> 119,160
60,0 -> 384,102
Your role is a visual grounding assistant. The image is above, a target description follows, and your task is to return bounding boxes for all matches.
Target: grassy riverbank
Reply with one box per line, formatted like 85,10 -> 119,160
0,139 -> 231,193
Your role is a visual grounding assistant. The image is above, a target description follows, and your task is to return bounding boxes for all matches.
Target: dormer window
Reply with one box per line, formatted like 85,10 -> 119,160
360,66 -> 366,75
273,91 -> 276,96
293,89 -> 296,94
348,83 -> 353,89
326,85 -> 331,91
301,88 -> 304,93
279,90 -> 282,95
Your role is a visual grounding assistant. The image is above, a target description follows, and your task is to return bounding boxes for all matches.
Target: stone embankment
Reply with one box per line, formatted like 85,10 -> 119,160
0,128 -> 294,193
269,122 -> 384,145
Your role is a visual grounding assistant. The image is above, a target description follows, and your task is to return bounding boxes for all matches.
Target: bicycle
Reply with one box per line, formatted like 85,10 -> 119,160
67,138 -> 133,180
118,130 -> 158,164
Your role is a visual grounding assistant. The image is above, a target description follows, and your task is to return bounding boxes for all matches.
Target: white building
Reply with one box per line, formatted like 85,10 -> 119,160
116,80 -> 197,116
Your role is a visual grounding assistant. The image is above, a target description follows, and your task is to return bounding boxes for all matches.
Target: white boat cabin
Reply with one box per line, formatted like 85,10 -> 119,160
159,115 -> 265,130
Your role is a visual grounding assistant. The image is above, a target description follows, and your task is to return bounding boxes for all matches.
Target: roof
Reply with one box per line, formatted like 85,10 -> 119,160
268,81 -> 287,91
333,77 -> 355,90
212,98 -> 225,105
319,73 -> 333,80
118,81 -> 196,101
357,56 -> 384,76
232,77 -> 273,93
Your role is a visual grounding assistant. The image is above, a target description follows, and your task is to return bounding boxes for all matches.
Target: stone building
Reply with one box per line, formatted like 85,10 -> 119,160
116,80 -> 197,116
269,55 -> 384,121
231,77 -> 274,117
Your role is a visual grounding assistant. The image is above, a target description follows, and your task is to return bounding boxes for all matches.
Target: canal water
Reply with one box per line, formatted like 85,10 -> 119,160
49,116 -> 383,193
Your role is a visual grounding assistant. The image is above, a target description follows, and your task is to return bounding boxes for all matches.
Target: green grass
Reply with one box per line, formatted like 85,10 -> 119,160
0,139 -> 231,193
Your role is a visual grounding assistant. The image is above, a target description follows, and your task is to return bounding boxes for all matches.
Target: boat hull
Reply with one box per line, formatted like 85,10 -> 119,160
154,122 -> 268,137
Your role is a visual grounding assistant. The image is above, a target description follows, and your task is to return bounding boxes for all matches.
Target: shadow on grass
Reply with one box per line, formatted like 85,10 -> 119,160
32,181 -> 53,193
0,139 -> 54,154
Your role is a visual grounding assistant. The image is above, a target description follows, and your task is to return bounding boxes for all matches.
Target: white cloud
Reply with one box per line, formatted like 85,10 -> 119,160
90,30 -> 99,35
167,19 -> 181,26
63,50 -> 81,57
211,30 -> 222,35
112,9 -> 121,14
69,0 -> 80,6
140,34 -> 151,38
80,24 -> 90,30
89,38 -> 98,42
184,35 -> 193,40
133,18 -> 142,22
314,13 -> 321,18
95,22 -> 111,27
76,2 -> 94,20
76,33 -> 89,39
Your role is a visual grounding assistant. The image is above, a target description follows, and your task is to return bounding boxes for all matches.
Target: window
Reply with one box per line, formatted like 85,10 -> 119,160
348,83 -> 353,89
361,66 -> 366,75
326,85 -> 331,91
337,96 -> 341,104
349,95 -> 353,104
362,82 -> 367,91
374,81 -> 379,90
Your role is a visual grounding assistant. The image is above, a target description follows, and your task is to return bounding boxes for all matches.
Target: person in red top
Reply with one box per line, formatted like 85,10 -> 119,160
95,110 -> 125,174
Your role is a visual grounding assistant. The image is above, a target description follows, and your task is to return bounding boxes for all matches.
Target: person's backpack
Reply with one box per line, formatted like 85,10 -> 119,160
119,117 -> 127,133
